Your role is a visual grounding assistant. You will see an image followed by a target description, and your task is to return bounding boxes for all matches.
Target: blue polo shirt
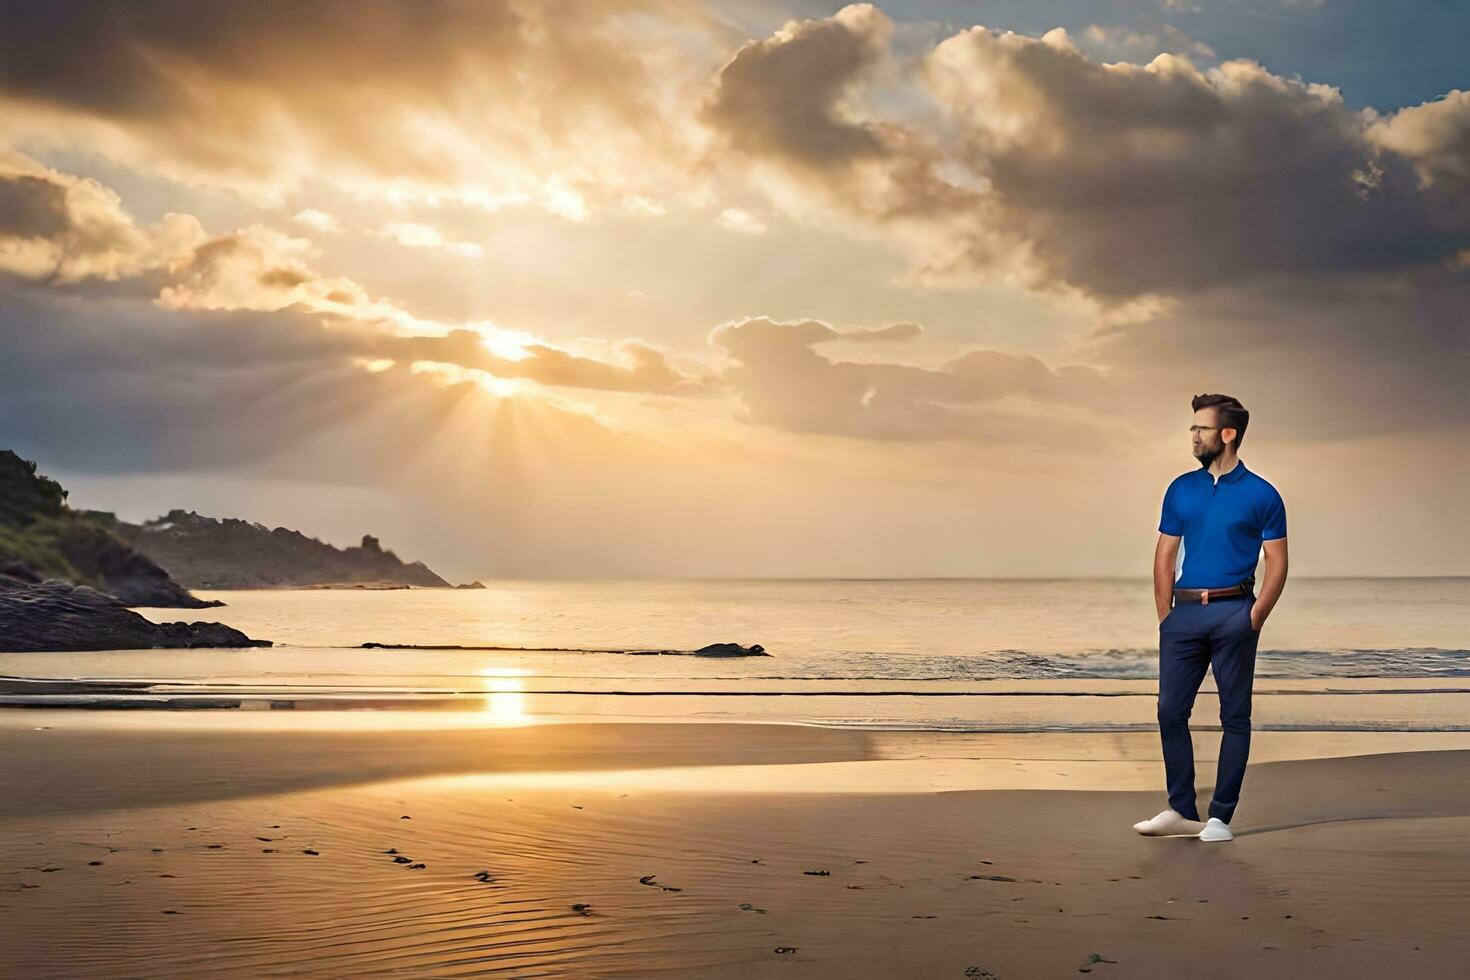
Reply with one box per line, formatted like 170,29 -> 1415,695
1158,459 -> 1286,589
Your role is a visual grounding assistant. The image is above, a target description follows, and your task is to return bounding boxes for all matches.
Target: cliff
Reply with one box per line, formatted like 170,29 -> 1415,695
0,451 -> 218,608
0,450 -> 268,650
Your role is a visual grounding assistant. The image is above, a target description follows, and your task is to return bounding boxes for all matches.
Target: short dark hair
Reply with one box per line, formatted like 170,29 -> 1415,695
1191,393 -> 1248,450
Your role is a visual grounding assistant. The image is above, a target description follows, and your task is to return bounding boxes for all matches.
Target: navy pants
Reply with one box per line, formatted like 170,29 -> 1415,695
1156,594 -> 1260,824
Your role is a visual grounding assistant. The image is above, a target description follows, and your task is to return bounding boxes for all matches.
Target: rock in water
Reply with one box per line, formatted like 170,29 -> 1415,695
693,642 -> 769,657
0,580 -> 270,652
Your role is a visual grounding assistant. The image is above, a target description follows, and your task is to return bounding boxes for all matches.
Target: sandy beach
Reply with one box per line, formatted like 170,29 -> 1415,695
4,715 -> 1469,978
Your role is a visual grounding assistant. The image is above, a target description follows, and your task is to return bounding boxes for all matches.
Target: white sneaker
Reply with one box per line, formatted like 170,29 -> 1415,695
1199,817 -> 1234,842
1132,808 -> 1206,837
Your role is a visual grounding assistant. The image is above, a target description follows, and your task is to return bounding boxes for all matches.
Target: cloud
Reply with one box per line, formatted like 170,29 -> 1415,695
0,283 -> 677,481
0,0 -> 730,212
698,9 -> 1470,306
0,154 -> 721,406
291,208 -> 340,233
376,330 -> 722,398
699,4 -> 895,169
1368,89 -> 1470,192
375,222 -> 484,257
1074,24 -> 1216,63
708,315 -> 1119,443
716,207 -> 766,234
0,151 -> 203,282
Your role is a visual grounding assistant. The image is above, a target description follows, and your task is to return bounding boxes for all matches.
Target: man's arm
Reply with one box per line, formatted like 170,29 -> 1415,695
1251,537 -> 1288,629
1154,532 -> 1181,623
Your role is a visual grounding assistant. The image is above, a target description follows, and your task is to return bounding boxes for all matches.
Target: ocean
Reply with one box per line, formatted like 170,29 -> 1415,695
3,577 -> 1467,732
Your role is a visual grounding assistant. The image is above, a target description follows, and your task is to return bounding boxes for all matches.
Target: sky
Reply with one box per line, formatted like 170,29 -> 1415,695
1,0 -> 1467,580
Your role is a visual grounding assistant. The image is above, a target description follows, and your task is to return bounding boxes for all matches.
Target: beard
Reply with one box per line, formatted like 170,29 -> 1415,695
1194,441 -> 1223,467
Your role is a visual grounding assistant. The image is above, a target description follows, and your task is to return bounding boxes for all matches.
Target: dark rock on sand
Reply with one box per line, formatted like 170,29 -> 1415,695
0,579 -> 270,652
455,580 -> 487,589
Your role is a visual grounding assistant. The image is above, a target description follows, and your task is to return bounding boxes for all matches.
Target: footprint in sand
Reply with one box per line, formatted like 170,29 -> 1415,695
638,874 -> 682,892
1078,952 -> 1119,973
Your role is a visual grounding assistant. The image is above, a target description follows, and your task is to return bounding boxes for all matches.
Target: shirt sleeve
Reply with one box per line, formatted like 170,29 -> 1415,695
1261,489 -> 1287,540
1158,481 -> 1184,536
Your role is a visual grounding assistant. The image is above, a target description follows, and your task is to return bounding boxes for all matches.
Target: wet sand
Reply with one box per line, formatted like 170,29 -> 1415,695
3,717 -> 1470,977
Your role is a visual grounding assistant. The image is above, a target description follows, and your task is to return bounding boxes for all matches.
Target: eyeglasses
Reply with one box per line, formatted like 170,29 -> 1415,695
1188,425 -> 1221,433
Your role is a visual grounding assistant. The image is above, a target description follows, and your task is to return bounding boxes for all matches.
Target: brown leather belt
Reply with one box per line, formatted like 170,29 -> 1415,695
1172,584 -> 1253,606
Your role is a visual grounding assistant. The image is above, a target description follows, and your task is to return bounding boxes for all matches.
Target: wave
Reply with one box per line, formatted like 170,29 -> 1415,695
283,645 -> 1470,679
715,647 -> 1470,680
803,720 -> 1470,734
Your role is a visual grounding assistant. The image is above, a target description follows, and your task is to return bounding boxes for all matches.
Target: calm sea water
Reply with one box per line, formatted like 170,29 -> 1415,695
3,578 -> 1468,731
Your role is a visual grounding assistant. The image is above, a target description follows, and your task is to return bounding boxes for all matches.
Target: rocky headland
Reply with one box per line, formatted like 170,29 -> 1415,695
0,450 -> 218,608
0,450 -> 269,651
106,510 -> 451,590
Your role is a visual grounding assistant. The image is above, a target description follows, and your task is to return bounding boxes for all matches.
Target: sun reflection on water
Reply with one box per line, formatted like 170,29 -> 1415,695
478,666 -> 533,726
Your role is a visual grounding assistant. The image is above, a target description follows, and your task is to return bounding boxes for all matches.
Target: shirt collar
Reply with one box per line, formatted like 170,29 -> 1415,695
1214,459 -> 1248,484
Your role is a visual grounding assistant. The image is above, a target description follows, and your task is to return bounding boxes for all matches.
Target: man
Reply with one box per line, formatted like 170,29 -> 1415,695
1133,393 -> 1288,843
